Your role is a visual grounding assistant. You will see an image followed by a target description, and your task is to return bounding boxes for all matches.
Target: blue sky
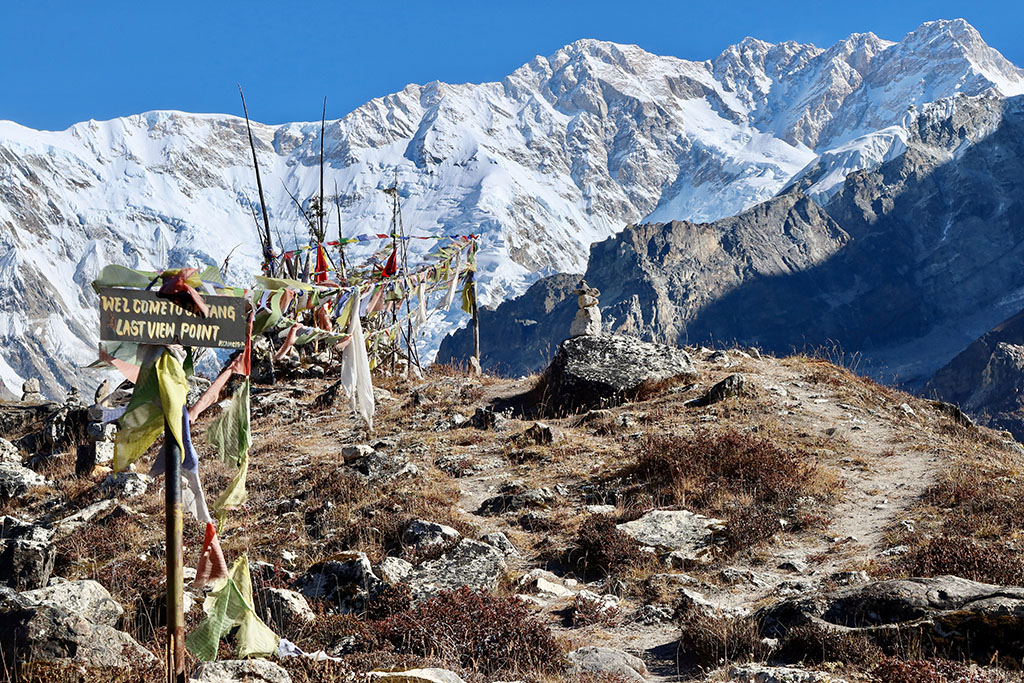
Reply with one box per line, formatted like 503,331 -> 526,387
2,0 -> 1021,131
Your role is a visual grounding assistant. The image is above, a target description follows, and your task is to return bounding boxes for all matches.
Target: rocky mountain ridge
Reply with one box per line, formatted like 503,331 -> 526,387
440,93 -> 1024,404
2,19 -> 1022,397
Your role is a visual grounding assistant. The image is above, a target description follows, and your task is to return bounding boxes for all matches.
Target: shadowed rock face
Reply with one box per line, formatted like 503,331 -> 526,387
440,95 -> 1024,394
925,309 -> 1024,440
758,575 -> 1024,662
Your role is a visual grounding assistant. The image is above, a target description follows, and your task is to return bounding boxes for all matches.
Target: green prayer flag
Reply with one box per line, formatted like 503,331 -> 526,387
185,555 -> 278,661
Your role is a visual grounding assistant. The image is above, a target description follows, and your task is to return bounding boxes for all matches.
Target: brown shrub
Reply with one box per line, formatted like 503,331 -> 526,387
626,430 -> 833,551
677,607 -> 770,670
572,515 -> 643,577
778,623 -> 883,668
890,535 -> 1024,586
870,657 -> 1009,683
376,587 -> 562,677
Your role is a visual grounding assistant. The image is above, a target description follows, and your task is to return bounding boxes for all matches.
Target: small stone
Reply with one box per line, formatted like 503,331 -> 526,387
778,559 -> 808,574
0,461 -> 49,501
402,519 -> 461,551
102,472 -> 150,498
261,587 -> 315,631
192,659 -> 292,682
567,647 -> 648,683
480,532 -> 519,556
377,557 -> 414,584
341,444 -> 375,462
366,669 -> 466,683
900,402 -> 916,417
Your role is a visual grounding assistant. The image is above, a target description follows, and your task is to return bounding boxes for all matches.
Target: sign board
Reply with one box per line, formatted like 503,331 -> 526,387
98,287 -> 247,349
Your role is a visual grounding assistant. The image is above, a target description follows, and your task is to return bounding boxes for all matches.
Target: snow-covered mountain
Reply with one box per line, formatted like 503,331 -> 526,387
1,18 -> 1022,397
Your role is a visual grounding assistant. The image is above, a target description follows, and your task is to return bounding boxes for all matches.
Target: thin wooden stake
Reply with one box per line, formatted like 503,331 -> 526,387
238,85 -> 274,277
470,271 -> 481,376
319,97 -> 326,242
164,420 -> 185,683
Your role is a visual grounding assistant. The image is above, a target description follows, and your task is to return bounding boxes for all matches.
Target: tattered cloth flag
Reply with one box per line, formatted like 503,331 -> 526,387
149,406 -> 215,524
340,292 -> 374,430
114,348 -> 188,472
314,243 -> 330,284
185,554 -> 278,661
440,247 -> 463,311
207,378 -> 252,523
193,522 -> 229,589
381,246 -> 398,278
157,267 -> 210,318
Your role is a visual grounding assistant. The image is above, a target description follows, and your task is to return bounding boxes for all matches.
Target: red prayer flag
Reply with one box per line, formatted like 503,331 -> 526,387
193,522 -> 229,588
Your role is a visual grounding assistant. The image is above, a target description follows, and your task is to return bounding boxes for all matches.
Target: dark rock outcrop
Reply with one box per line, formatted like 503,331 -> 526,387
436,273 -> 580,377
925,308 -> 1024,439
440,96 -> 1024,388
538,334 -> 697,415
758,575 -> 1024,660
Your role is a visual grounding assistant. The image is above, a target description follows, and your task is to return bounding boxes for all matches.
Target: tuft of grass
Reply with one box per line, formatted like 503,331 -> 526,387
623,429 -> 836,552
376,587 -> 563,677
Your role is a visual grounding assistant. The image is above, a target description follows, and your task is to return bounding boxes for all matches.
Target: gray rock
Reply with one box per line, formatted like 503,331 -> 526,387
192,659 -> 292,682
517,569 -> 573,599
758,575 -> 1024,660
295,551 -> 380,614
0,586 -> 155,670
0,461 -> 48,501
633,604 -> 675,624
0,516 -> 52,543
261,587 -> 315,632
570,302 -> 602,337
21,379 -> 44,403
617,509 -> 724,563
405,539 -> 507,603
20,579 -> 124,627
102,471 -> 151,498
377,556 -> 414,584
86,421 -> 117,441
0,438 -> 21,464
0,539 -> 55,590
729,664 -> 847,683
567,646 -> 648,682
366,669 -> 466,683
477,486 -> 554,516
402,519 -> 461,551
480,531 -> 519,556
691,373 -> 749,406
341,444 -> 375,462
53,499 -> 117,540
521,421 -> 560,445
540,335 -> 697,414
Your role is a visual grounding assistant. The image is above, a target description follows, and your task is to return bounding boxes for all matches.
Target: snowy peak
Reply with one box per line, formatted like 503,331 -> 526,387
1,19 -> 1023,397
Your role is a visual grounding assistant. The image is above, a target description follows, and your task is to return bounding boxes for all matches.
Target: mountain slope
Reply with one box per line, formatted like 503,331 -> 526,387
440,94 -> 1024,388
1,19 -> 1022,396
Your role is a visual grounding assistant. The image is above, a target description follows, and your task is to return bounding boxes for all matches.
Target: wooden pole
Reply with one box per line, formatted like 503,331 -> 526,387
319,97 -> 326,241
164,420 -> 185,683
470,271 -> 481,376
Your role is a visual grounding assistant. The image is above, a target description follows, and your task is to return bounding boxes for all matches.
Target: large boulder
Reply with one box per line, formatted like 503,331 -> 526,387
366,669 -> 466,683
540,335 -> 696,414
568,646 -> 648,682
295,551 -> 381,614
20,580 -> 124,627
405,539 -> 507,603
617,509 -> 725,564
0,585 -> 155,670
0,460 -> 48,501
192,659 -> 292,682
758,575 -> 1024,660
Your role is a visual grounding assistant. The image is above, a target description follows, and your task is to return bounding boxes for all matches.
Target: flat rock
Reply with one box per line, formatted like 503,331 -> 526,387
568,646 -> 648,682
406,539 -> 507,603
758,575 -> 1024,660
192,659 -> 292,682
366,669 -> 466,683
21,579 -> 124,627
377,556 -> 414,584
541,334 -> 697,414
729,664 -> 847,683
617,509 -> 724,563
295,551 -> 381,613
0,461 -> 48,501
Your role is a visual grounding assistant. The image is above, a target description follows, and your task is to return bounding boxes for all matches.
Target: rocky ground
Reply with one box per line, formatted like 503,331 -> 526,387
2,336 -> 1024,682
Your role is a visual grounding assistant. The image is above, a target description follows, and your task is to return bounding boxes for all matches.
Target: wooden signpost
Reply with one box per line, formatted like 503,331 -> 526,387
98,287 -> 247,683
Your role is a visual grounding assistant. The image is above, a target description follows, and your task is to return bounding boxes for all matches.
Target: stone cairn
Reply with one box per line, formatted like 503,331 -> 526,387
569,280 -> 602,337
76,382 -> 117,477
20,379 -> 44,403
